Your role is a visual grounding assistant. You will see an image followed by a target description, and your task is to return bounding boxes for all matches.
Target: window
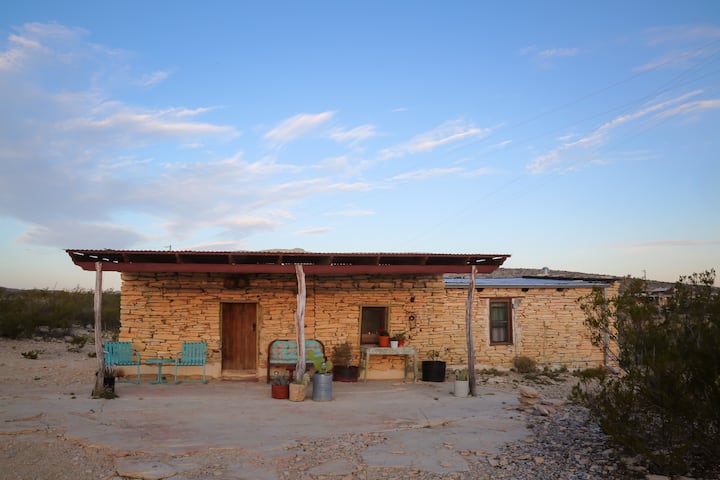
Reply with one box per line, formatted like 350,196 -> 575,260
489,299 -> 512,344
360,306 -> 388,344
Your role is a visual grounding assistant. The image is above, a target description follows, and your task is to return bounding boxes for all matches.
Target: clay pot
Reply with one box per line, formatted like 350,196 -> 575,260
271,384 -> 289,399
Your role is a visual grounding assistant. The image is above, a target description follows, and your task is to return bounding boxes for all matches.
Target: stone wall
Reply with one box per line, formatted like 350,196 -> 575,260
442,283 -> 620,371
119,272 -> 617,379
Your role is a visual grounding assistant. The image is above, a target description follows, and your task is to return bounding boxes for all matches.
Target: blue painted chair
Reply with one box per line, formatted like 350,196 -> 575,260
104,341 -> 141,384
174,341 -> 208,384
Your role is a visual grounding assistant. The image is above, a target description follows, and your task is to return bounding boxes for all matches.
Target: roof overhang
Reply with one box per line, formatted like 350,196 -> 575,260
445,277 -> 614,289
66,250 -> 510,275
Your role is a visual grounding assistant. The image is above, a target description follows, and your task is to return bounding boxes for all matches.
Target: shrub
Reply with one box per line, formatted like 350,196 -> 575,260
512,355 -> 537,373
576,270 -> 720,477
0,287 -> 120,338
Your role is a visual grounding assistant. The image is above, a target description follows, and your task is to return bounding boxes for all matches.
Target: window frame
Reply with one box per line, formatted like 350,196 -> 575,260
488,298 -> 513,345
360,305 -> 389,345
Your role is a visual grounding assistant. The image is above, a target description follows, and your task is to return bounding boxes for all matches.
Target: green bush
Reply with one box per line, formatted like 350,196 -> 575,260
576,270 -> 720,477
0,287 -> 120,338
512,355 -> 537,373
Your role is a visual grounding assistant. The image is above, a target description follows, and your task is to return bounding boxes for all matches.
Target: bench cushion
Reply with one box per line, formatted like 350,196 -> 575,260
267,339 -> 324,382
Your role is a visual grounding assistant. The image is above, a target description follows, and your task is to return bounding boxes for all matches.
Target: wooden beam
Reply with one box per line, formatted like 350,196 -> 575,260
69,261 -> 503,275
466,265 -> 477,396
91,261 -> 105,397
294,264 -> 307,384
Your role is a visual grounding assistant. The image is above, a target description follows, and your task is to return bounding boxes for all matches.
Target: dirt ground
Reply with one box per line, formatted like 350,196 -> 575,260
0,337 -> 118,479
0,336 -> 582,480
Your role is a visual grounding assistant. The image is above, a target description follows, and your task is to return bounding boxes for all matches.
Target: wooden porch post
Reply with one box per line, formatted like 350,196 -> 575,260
294,264 -> 307,383
466,265 -> 477,396
91,261 -> 106,397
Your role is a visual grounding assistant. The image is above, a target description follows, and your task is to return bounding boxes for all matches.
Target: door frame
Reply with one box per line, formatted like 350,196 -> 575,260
221,302 -> 259,372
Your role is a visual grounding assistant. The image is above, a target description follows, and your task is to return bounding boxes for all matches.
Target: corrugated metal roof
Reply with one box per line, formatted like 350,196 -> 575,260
66,249 -> 511,275
444,277 -> 613,289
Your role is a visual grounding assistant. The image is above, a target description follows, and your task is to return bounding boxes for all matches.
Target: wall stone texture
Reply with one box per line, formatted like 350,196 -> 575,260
119,272 -> 618,380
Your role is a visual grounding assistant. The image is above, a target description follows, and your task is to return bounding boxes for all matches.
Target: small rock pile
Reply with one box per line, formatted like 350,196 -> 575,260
517,384 -> 561,416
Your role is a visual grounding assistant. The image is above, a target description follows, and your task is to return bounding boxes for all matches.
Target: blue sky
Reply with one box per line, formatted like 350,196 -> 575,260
1,1 -> 719,290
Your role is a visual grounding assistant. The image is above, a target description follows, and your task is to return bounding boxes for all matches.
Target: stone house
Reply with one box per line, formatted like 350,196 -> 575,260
67,250 -> 617,380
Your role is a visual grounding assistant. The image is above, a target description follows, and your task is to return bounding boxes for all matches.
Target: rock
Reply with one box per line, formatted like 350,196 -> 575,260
645,475 -> 671,480
532,404 -> 556,416
534,456 -> 545,464
519,385 -> 539,398
519,396 -> 540,406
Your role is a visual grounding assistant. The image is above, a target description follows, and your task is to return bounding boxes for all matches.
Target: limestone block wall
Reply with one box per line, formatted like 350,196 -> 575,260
441,283 -> 620,370
119,272 -> 617,379
119,272 -> 447,379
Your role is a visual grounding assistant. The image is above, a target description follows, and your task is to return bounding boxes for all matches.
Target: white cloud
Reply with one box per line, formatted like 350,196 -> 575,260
464,167 -> 497,177
635,48 -> 706,72
380,120 -> 491,160
391,167 -> 463,181
537,48 -> 580,58
653,99 -> 720,119
328,209 -> 375,217
329,124 -> 377,144
296,226 -> 333,235
137,70 -> 170,86
60,110 -> 237,137
643,25 -> 720,46
0,23 -> 88,72
20,221 -> 144,248
184,240 -> 250,251
527,90 -> 706,174
264,111 -> 335,143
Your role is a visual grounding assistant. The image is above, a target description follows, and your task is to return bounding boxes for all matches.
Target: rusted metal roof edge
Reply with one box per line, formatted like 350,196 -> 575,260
66,249 -> 510,274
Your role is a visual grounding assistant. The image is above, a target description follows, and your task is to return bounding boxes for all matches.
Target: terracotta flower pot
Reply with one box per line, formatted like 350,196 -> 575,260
378,335 -> 390,347
271,384 -> 289,399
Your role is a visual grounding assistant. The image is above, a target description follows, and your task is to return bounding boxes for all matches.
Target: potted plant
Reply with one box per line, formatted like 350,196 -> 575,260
271,372 -> 290,399
331,341 -> 359,382
394,331 -> 407,347
453,368 -> 469,397
289,372 -> 310,401
377,328 -> 390,347
95,364 -> 118,399
421,349 -> 446,382
389,335 -> 399,348
308,350 -> 333,401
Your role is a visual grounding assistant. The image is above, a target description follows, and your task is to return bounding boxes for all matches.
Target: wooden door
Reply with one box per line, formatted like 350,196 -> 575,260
221,303 -> 257,371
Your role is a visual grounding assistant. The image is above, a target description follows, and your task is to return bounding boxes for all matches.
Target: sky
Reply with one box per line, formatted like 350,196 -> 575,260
1,1 -> 719,291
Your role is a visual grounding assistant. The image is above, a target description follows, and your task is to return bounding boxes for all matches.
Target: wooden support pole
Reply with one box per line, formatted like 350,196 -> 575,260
92,261 -> 105,397
466,265 -> 477,396
294,264 -> 307,384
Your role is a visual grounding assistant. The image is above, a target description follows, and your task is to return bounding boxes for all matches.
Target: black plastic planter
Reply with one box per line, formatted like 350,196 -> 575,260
333,365 -> 359,382
421,360 -> 446,382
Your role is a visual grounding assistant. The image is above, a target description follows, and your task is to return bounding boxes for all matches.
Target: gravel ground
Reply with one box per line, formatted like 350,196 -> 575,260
1,336 -> 637,480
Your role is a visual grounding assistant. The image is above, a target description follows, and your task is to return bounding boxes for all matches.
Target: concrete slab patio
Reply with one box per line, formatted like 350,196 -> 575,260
1,378 -> 529,478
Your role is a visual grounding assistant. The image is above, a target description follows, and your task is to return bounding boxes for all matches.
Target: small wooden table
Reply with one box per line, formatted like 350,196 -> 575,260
361,346 -> 417,383
147,359 -> 174,384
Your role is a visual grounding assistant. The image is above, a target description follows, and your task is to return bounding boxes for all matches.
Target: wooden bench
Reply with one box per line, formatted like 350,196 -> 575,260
174,341 -> 208,384
104,341 -> 141,384
267,339 -> 325,383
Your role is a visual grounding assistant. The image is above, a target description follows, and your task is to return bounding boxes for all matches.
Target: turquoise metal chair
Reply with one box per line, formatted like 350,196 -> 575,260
104,341 -> 141,384
174,341 -> 207,384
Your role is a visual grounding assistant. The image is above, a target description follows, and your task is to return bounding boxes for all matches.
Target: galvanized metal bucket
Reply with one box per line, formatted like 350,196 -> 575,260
312,373 -> 333,401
